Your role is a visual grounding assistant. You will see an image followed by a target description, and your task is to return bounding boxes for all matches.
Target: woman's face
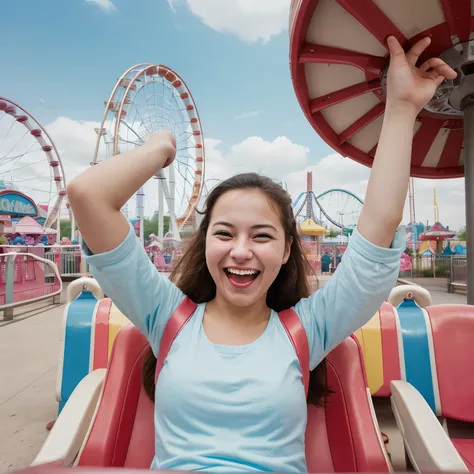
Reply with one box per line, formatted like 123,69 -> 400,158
205,188 -> 291,309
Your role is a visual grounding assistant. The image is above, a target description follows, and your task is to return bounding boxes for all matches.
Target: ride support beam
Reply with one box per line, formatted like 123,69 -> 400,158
463,104 -> 474,304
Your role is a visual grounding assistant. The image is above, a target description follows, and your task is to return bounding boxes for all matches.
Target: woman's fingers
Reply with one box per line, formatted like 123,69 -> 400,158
387,35 -> 405,60
406,36 -> 431,66
420,58 -> 457,79
434,75 -> 446,87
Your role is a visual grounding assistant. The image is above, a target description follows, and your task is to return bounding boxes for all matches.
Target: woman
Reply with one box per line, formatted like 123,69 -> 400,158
68,36 -> 456,472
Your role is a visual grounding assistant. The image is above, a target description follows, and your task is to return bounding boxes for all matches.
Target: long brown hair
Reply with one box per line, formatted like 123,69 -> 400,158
143,173 -> 332,406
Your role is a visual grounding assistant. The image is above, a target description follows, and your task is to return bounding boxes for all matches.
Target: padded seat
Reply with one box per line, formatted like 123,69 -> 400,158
77,324 -> 390,472
389,304 -> 474,472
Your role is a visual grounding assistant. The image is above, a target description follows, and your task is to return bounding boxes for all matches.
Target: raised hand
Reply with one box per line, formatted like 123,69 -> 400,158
143,130 -> 177,168
386,36 -> 457,115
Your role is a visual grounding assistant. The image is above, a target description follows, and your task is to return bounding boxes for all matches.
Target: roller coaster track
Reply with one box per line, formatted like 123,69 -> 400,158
293,189 -> 364,231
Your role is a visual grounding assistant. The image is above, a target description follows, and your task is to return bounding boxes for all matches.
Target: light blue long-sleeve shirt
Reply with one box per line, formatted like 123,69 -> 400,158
83,224 -> 405,472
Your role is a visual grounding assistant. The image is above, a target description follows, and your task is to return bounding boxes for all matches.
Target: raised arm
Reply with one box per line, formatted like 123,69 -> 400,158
67,132 -> 184,353
295,37 -> 456,369
357,36 -> 457,248
67,130 -> 176,254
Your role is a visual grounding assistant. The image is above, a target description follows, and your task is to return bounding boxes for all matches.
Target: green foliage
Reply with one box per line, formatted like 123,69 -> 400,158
435,261 -> 450,277
457,226 -> 466,241
59,216 -> 170,241
326,228 -> 340,238
60,219 -> 72,239
422,268 -> 434,277
144,216 -> 170,238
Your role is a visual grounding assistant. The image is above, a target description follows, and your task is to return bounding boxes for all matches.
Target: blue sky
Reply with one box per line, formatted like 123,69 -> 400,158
1,0 -> 332,155
1,0 -> 466,230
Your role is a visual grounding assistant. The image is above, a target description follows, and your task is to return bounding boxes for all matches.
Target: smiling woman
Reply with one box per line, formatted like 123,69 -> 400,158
67,32 -> 458,473
76,166 -> 403,473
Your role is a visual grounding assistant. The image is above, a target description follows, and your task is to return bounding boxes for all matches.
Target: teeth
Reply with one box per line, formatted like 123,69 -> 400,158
227,268 -> 258,276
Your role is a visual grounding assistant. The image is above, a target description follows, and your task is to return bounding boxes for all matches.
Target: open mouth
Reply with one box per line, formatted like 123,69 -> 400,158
224,268 -> 261,288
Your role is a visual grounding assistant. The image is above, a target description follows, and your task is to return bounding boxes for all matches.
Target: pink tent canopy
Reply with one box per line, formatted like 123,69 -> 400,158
15,216 -> 45,234
419,222 -> 456,241
419,222 -> 456,253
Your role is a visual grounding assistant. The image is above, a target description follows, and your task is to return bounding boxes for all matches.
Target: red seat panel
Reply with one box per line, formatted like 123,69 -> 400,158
79,326 -> 389,472
427,305 -> 474,422
452,439 -> 474,471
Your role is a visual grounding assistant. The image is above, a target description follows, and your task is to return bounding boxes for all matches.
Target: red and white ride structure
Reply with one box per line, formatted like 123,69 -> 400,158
92,64 -> 205,245
289,0 -> 474,301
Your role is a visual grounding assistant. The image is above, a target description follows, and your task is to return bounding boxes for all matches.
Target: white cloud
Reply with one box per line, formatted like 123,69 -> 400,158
204,136 -> 309,182
9,116 -> 464,232
168,0 -> 290,43
201,138 -> 466,232
409,177 -> 465,231
85,0 -> 116,13
235,110 -> 260,120
45,117 -> 105,183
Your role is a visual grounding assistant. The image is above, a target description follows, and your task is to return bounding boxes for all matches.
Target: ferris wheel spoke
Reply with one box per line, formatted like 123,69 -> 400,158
18,184 -> 54,195
0,144 -> 43,170
10,174 -> 51,184
148,111 -> 178,131
141,86 -> 158,136
9,155 -> 48,174
0,121 -> 15,154
120,119 -> 145,143
2,128 -> 29,159
129,103 -> 153,137
118,136 -> 144,147
174,163 -> 195,190
177,134 -> 193,146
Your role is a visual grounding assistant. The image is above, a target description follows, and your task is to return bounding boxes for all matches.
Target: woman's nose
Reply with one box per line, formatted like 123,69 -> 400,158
229,239 -> 252,261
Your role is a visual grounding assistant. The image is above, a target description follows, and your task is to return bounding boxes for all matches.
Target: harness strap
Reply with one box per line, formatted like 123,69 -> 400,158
278,309 -> 310,397
154,297 -> 198,384
155,298 -> 310,397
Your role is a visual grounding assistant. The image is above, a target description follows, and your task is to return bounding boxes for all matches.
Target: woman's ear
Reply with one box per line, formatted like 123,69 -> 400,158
282,237 -> 293,265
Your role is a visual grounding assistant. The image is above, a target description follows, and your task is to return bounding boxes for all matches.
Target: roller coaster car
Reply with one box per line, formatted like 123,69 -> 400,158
32,323 -> 390,472
390,305 -> 474,472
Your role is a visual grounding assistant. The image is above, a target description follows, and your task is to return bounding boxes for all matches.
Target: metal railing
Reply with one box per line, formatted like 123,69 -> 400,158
409,254 -> 467,282
1,245 -> 88,278
0,252 -> 62,320
43,246 -> 88,277
451,256 -> 467,283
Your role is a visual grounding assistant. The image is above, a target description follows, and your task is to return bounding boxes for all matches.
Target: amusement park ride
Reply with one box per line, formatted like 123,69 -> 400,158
11,0 -> 474,473
92,63 -> 205,246
0,97 -> 70,317
293,171 -> 363,235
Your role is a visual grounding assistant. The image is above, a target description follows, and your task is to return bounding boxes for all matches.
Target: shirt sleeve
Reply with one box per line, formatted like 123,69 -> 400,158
81,223 -> 185,356
294,226 -> 406,370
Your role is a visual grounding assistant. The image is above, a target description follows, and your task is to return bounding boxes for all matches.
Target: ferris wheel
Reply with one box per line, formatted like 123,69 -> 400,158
0,97 -> 68,236
92,63 -> 205,243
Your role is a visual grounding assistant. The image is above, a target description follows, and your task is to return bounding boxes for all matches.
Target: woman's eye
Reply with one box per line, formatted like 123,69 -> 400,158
215,231 -> 232,238
254,233 -> 272,240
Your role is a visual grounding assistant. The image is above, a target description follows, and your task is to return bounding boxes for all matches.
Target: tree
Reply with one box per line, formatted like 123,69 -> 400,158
326,228 -> 340,238
58,217 -> 170,242
458,226 -> 466,241
60,219 -> 72,240
144,216 -> 170,238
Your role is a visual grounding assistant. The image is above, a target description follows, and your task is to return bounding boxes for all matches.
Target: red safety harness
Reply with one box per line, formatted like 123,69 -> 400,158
154,296 -> 310,396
